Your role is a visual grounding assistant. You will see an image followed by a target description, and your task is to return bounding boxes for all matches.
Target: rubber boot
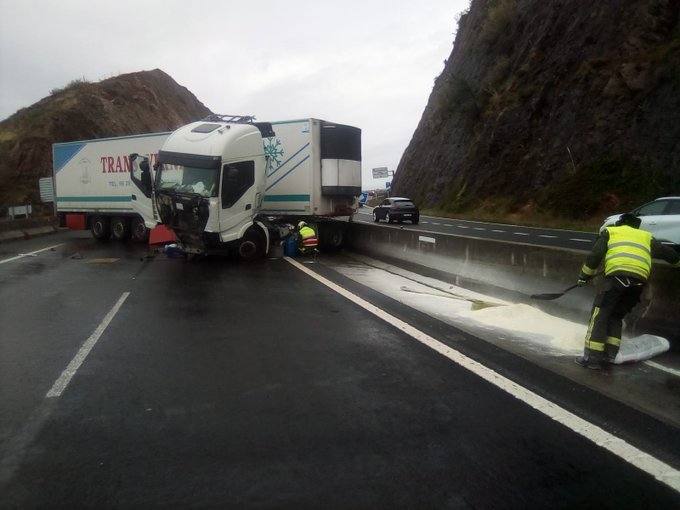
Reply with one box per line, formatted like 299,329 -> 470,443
575,354 -> 603,370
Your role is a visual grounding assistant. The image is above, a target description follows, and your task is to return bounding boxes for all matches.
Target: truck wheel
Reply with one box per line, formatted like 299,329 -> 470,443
321,226 -> 344,252
131,217 -> 149,243
91,216 -> 111,240
111,217 -> 130,241
238,229 -> 265,261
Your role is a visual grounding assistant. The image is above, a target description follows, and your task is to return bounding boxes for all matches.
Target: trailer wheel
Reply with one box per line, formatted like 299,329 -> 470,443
131,217 -> 149,243
91,216 -> 111,240
238,229 -> 265,261
321,225 -> 344,252
111,217 -> 130,241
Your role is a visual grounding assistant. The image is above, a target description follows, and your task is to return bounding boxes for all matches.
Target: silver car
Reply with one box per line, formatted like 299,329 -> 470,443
600,196 -> 680,245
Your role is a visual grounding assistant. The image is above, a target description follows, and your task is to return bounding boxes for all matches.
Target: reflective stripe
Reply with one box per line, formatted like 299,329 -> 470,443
586,307 -> 600,341
606,336 -> 621,346
606,264 -> 649,279
586,340 -> 605,352
605,252 -> 651,268
607,241 -> 651,255
581,264 -> 597,276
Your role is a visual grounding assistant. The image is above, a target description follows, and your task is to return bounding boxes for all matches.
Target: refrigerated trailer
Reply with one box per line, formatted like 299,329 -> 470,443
54,116 -> 362,256
53,132 -> 170,241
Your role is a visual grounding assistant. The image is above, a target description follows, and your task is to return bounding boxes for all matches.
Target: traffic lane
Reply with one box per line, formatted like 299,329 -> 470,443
355,209 -> 598,251
0,232 -> 150,448
3,258 -> 678,507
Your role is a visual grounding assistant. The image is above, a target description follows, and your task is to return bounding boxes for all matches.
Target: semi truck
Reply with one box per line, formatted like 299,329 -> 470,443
54,116 -> 362,257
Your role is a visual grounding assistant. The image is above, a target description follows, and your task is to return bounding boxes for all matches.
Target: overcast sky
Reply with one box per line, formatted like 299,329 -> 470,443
0,0 -> 470,189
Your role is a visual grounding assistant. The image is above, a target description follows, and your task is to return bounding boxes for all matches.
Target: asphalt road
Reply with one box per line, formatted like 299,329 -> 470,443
355,207 -> 599,251
1,231 -> 679,507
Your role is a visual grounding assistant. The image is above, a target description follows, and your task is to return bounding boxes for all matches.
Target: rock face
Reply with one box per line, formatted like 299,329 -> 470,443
0,69 -> 211,205
393,0 -> 680,220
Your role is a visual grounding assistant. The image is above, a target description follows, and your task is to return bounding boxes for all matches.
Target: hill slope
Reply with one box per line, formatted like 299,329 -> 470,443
0,69 -> 211,205
392,0 -> 680,222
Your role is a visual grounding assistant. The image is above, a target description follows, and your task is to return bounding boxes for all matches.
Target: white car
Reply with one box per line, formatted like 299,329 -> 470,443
600,196 -> 680,245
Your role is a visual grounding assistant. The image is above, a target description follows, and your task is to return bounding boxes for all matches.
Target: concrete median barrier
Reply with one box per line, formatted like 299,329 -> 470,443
347,222 -> 680,345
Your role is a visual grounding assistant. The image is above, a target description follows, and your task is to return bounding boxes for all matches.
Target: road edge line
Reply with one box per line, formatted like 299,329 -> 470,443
283,256 -> 680,493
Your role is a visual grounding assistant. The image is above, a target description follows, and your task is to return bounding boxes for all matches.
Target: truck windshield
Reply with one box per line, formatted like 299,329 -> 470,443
157,164 -> 219,197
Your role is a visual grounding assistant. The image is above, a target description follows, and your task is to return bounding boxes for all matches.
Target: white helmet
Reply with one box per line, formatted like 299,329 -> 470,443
298,221 -> 307,229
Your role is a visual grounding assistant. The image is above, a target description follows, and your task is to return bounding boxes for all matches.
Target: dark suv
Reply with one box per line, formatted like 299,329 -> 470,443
373,197 -> 419,224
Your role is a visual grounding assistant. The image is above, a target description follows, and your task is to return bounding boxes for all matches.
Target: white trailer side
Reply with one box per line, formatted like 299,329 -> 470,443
262,119 -> 361,217
53,132 -> 169,240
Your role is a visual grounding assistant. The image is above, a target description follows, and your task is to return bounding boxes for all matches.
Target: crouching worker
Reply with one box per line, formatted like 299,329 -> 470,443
576,213 -> 680,369
297,221 -> 319,255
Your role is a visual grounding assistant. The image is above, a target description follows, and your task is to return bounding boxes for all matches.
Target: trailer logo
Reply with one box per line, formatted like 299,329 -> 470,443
263,138 -> 284,175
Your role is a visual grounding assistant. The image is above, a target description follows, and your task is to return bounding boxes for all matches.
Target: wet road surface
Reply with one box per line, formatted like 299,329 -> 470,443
1,232 -> 679,507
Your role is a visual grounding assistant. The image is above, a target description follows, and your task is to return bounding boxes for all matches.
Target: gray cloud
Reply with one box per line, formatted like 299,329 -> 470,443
0,0 -> 469,189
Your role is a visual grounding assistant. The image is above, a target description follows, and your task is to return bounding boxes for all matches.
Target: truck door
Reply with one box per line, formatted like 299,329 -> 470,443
218,158 -> 265,240
129,154 -> 158,228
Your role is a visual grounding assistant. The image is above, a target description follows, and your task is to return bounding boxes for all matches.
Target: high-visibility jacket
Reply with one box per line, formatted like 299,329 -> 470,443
299,226 -> 316,240
581,225 -> 680,282
603,225 -> 652,280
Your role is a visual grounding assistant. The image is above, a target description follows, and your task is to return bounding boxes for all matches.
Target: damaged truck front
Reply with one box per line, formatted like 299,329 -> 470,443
131,118 -> 272,258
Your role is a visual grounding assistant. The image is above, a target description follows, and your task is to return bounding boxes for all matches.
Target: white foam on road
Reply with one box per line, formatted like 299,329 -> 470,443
46,291 -> 130,398
0,243 -> 63,265
285,256 -> 680,493
328,255 -> 669,364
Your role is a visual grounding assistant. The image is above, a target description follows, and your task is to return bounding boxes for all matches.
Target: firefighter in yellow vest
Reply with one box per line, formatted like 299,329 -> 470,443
576,213 -> 680,369
297,221 -> 318,254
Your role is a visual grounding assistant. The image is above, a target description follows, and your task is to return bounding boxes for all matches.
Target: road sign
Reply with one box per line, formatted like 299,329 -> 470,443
385,181 -> 391,189
39,177 -> 55,203
372,167 -> 389,179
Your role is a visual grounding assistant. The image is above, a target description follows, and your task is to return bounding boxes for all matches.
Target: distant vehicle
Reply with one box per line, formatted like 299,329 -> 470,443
600,196 -> 680,245
373,197 -> 419,224
358,192 -> 368,207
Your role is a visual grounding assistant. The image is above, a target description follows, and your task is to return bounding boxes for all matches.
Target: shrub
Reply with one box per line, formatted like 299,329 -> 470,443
480,0 -> 517,45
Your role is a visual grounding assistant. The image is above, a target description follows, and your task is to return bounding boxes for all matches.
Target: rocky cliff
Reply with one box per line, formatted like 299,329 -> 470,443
393,0 -> 680,222
0,69 -> 211,206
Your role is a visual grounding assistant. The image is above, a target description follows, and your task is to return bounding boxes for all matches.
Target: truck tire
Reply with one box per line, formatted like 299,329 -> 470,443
91,216 -> 111,240
238,228 -> 266,261
321,225 -> 345,252
131,217 -> 149,243
111,217 -> 130,241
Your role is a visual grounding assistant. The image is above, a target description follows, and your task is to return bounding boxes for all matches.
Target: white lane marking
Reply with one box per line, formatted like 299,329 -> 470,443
420,221 -> 430,224
457,225 -> 469,229
284,257 -> 680,493
571,238 -> 592,243
432,222 -> 441,225
473,227 -> 486,231
0,243 -> 63,265
539,235 -> 558,239
444,224 -> 455,227
491,229 -> 505,233
644,361 -> 680,378
46,292 -> 130,398
513,232 -> 530,236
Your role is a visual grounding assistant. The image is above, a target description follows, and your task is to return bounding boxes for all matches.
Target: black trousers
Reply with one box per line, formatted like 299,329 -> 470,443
584,275 -> 644,361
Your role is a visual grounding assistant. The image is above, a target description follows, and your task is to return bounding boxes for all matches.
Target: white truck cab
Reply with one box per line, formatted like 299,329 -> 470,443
131,115 -> 361,258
